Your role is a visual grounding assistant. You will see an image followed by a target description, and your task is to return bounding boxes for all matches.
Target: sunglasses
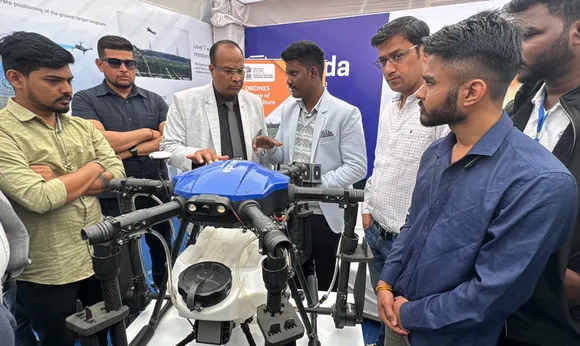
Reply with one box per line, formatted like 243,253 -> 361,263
102,58 -> 137,70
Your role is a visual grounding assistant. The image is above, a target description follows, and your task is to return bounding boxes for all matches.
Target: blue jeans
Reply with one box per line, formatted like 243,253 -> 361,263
365,222 -> 395,346
3,280 -> 37,346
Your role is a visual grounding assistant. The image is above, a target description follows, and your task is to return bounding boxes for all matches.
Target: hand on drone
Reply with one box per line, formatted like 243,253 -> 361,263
187,149 -> 229,164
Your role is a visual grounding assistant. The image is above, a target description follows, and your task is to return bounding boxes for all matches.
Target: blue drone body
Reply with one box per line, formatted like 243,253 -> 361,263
172,160 -> 290,202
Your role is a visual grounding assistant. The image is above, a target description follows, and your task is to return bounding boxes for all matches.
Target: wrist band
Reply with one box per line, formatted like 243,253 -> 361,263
376,284 -> 393,293
98,174 -> 110,192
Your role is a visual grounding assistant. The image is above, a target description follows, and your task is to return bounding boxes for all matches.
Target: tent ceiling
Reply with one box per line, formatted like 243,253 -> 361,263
243,0 -> 493,26
141,0 -> 493,26
140,0 -> 212,21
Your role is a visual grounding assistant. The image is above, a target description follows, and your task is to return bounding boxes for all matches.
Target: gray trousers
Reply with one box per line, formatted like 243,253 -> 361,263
386,328 -> 411,346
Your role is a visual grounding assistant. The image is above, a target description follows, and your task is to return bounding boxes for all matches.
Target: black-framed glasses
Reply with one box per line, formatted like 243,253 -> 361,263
102,58 -> 137,70
373,44 -> 418,70
213,65 -> 245,77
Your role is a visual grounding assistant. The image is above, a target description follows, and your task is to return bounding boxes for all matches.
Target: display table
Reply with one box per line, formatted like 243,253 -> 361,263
126,293 -> 363,345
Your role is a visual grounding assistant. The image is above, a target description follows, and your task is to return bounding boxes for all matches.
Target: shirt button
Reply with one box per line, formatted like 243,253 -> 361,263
435,200 -> 440,205
424,227 -> 428,231
129,118 -> 132,122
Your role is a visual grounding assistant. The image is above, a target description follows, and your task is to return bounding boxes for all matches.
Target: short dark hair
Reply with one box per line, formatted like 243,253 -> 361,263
209,40 -> 244,65
371,16 -> 430,49
505,0 -> 580,26
97,35 -> 133,58
0,31 -> 74,77
423,10 -> 523,101
281,40 -> 325,80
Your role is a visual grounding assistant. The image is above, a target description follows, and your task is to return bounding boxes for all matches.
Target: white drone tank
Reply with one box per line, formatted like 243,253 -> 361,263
170,226 -> 267,323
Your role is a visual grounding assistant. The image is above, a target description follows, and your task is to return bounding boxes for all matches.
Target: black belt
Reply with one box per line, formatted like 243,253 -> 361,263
373,220 -> 399,241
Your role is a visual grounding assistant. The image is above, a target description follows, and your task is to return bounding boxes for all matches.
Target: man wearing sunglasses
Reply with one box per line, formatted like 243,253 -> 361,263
72,35 -> 171,290
363,17 -> 449,346
160,40 -> 268,171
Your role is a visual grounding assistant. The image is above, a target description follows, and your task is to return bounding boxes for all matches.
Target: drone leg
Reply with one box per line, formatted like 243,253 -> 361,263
175,331 -> 196,346
306,274 -> 319,335
288,277 -> 321,346
240,320 -> 256,346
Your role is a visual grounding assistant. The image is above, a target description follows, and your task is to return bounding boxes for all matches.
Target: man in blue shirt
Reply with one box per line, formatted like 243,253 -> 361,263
376,11 -> 578,346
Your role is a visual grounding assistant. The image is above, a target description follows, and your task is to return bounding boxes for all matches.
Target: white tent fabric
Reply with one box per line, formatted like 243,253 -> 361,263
141,0 -> 497,44
242,0 -> 493,27
211,0 -> 247,51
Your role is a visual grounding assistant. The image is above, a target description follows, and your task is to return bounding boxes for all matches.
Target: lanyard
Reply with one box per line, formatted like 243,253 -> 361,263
535,90 -> 549,142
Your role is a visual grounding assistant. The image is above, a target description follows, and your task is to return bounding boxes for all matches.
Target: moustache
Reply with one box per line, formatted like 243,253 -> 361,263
56,96 -> 72,102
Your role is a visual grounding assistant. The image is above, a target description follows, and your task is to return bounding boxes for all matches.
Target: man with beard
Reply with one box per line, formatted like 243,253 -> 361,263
72,35 -> 171,289
363,17 -> 449,346
375,11 -> 578,346
0,31 -> 125,346
501,1 -> 580,345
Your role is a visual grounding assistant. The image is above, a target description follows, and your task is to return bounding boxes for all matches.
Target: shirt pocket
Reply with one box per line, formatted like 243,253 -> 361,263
138,113 -> 161,130
319,134 -> 338,144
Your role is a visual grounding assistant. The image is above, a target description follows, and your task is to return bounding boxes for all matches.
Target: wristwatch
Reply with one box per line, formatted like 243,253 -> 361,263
130,146 -> 138,157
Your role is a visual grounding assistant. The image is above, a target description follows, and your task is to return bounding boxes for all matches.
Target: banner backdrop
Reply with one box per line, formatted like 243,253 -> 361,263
243,58 -> 328,137
245,0 -> 511,178
0,0 -> 213,107
245,13 -> 390,178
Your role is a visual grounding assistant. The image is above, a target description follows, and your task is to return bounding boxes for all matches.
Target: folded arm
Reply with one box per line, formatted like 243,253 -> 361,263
118,122 -> 166,160
72,92 -> 154,153
398,173 -> 578,332
0,131 -> 100,214
83,125 -> 126,196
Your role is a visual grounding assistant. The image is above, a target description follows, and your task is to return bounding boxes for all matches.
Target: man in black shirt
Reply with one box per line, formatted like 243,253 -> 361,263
502,1 -> 580,345
72,35 -> 171,289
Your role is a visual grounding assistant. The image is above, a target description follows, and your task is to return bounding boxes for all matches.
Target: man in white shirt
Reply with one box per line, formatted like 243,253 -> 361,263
362,17 -> 448,346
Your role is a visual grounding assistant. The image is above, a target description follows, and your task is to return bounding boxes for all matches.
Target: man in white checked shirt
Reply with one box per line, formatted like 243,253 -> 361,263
362,17 -> 448,346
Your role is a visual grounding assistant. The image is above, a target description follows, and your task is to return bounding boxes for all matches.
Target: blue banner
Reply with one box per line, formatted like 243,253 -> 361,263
245,13 -> 391,180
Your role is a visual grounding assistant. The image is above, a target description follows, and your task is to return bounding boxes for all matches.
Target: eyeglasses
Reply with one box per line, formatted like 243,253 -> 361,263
213,65 -> 245,77
102,58 -> 137,70
373,45 -> 418,70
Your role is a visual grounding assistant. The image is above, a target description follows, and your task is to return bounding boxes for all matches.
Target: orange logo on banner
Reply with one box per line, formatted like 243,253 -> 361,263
243,59 -> 327,118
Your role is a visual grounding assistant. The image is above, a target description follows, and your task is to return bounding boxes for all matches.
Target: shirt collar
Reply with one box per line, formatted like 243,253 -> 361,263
436,112 -> 514,158
392,92 -> 419,104
6,98 -> 43,122
298,87 -> 328,114
532,83 -> 546,106
96,79 -> 145,98
532,82 -> 562,111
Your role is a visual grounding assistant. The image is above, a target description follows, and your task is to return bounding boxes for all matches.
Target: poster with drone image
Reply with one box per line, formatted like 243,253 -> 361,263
0,0 -> 213,107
